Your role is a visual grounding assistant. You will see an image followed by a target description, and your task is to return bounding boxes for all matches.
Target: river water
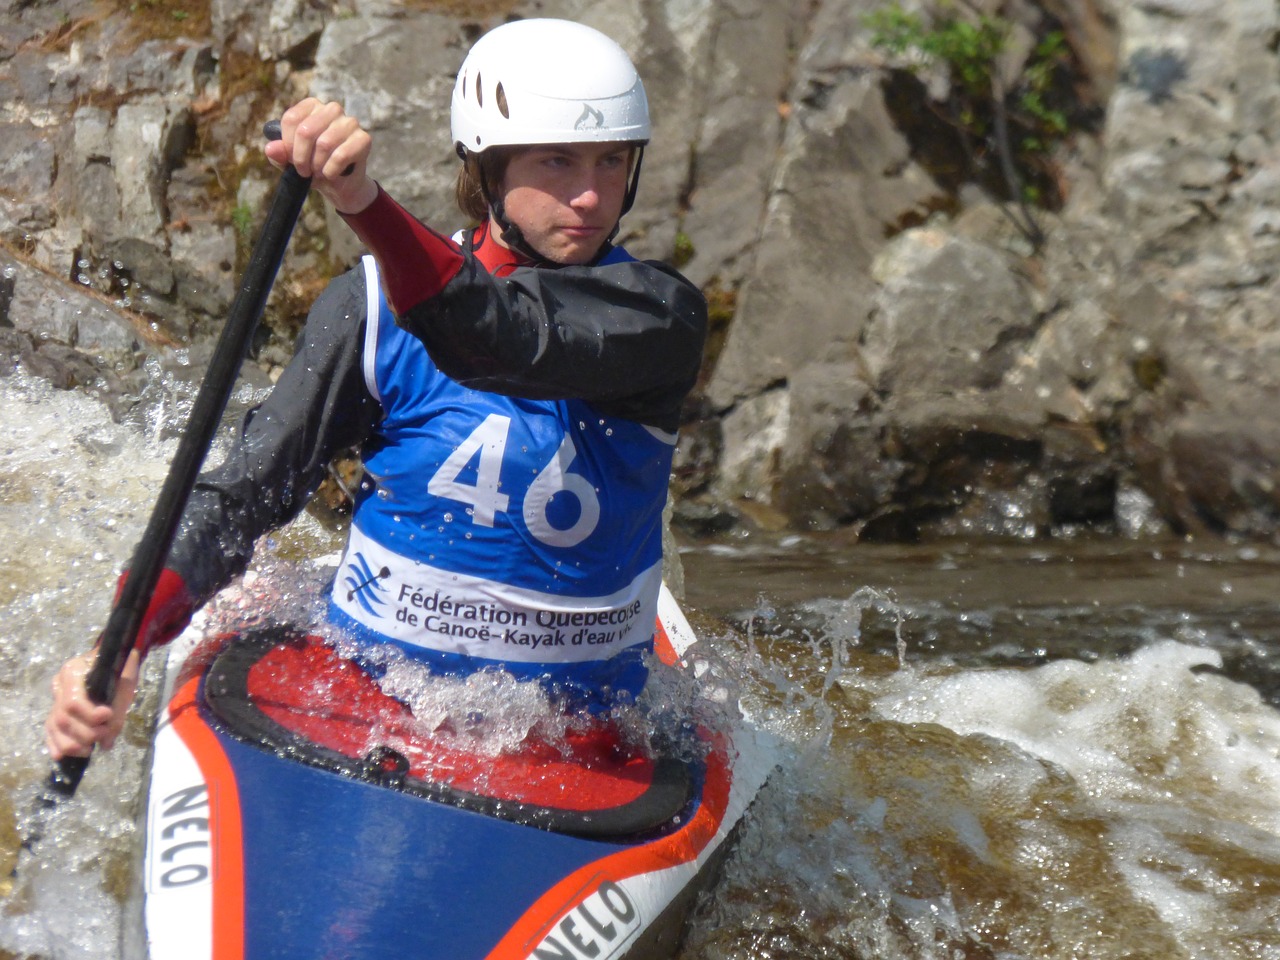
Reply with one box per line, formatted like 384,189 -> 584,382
2,367 -> 1279,959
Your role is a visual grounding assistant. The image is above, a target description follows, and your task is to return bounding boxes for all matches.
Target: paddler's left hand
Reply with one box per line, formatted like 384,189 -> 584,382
44,648 -> 141,760
264,97 -> 379,215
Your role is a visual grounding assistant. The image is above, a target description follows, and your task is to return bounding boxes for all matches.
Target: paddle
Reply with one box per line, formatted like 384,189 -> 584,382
42,121 -> 310,803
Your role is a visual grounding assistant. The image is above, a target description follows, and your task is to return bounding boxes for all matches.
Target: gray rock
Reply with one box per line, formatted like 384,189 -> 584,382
10,0 -> 1280,541
308,9 -> 461,269
864,230 -> 1040,396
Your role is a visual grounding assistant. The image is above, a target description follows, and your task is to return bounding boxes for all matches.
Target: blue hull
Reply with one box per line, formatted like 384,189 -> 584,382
141,587 -> 775,960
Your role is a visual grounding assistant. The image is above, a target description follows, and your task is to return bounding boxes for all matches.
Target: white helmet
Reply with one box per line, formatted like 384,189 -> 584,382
451,19 -> 650,155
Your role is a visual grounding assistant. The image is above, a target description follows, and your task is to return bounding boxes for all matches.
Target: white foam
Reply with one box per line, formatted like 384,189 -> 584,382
867,640 -> 1280,836
845,639 -> 1280,956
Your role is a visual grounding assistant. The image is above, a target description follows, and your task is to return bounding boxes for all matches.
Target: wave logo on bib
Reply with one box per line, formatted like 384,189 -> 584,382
343,554 -> 391,617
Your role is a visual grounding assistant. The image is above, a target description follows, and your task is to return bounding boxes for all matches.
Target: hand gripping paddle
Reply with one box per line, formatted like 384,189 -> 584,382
43,121 -> 310,802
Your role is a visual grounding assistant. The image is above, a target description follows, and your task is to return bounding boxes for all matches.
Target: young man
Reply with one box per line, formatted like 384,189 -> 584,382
46,19 -> 707,759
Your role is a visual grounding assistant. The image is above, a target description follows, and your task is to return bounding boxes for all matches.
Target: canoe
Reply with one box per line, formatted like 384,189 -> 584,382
140,582 -> 776,959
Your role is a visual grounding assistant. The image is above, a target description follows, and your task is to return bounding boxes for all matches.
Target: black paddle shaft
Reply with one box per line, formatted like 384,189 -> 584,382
48,126 -> 309,799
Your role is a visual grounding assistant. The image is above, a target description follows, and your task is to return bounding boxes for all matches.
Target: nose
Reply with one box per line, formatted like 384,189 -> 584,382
569,171 -> 601,211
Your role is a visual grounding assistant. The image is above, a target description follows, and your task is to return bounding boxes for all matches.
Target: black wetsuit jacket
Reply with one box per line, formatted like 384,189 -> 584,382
163,193 -> 707,621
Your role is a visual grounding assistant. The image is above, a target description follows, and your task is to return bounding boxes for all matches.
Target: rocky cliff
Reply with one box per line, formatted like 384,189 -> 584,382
3,0 -> 1279,542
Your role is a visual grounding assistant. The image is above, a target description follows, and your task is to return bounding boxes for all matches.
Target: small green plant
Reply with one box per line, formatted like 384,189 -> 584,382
672,231 -> 695,269
868,6 -> 1005,95
867,3 -> 1078,248
230,203 -> 255,240
1018,32 -> 1071,150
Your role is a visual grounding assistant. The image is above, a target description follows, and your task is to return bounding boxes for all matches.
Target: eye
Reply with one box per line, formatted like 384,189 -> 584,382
595,148 -> 633,172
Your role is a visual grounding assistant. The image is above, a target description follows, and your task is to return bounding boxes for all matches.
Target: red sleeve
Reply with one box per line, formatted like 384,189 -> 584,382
114,568 -> 195,658
338,185 -> 465,315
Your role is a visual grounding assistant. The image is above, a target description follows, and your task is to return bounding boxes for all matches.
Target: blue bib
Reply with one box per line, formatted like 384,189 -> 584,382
329,257 -> 677,706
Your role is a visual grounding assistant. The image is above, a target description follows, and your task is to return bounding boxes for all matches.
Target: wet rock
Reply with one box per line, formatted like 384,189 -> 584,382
6,0 -> 1280,543
677,0 -> 802,291
307,9 -> 462,270
773,361 -> 899,530
0,122 -> 56,203
712,387 -> 790,505
1157,414 -> 1280,538
704,23 -> 938,413
1,251 -> 145,356
166,163 -> 237,317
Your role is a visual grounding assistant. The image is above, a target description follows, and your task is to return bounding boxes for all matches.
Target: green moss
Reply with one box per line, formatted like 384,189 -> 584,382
1132,353 -> 1167,392
230,203 -> 255,240
867,2 -> 1084,225
672,231 -> 695,269
696,280 -> 738,387
114,0 -> 212,43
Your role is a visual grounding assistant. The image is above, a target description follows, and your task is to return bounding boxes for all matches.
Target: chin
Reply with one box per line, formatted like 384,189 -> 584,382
552,245 -> 596,266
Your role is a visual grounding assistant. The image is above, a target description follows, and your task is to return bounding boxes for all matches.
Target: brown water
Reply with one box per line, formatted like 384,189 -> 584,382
673,535 -> 1280,960
3,369 -> 1279,959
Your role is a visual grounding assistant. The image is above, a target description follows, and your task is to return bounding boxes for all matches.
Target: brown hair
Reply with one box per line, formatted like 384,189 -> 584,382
454,147 -> 516,223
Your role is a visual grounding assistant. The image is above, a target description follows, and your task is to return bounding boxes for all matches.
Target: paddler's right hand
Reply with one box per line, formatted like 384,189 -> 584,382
44,648 -> 141,760
265,97 -> 379,215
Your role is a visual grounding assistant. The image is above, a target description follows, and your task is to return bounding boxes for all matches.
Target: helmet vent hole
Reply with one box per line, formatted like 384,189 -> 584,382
496,82 -> 509,119
475,71 -> 483,107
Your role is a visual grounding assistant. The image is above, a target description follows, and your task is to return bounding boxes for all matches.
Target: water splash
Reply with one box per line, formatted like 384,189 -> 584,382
678,586 -> 1280,960
0,370 -> 176,958
7,369 -> 1280,958
0,370 -> 331,958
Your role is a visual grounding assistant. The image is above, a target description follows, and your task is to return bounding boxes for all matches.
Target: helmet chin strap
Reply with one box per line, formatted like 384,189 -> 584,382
491,197 -> 549,265
605,145 -> 645,247
477,161 -> 548,264
621,146 -> 644,217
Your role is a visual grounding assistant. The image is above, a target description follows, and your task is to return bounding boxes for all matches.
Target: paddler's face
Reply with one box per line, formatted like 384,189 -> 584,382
494,142 -> 633,265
